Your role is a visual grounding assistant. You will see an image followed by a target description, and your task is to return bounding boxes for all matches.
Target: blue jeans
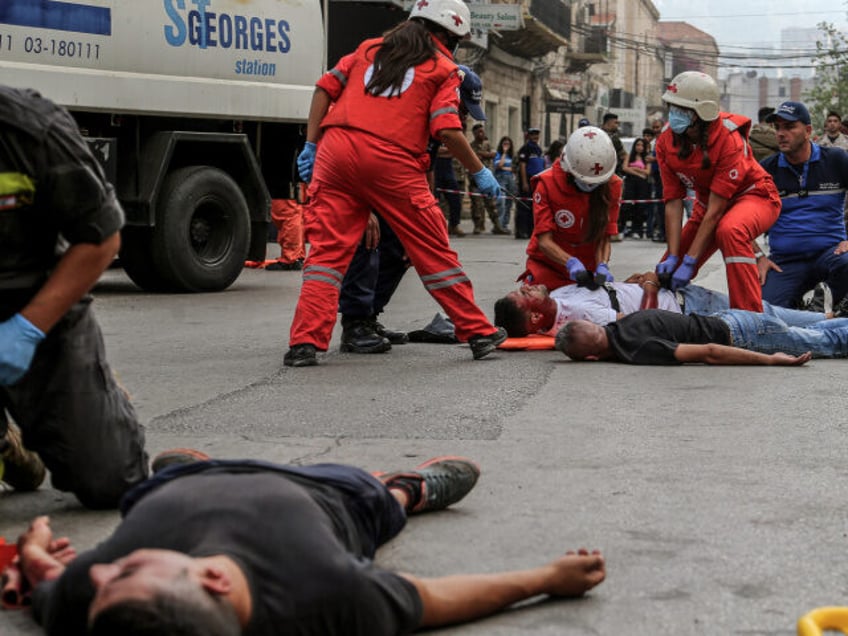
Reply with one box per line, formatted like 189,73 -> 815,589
679,285 -> 827,327
715,310 -> 848,358
761,245 -> 848,307
496,171 -> 516,229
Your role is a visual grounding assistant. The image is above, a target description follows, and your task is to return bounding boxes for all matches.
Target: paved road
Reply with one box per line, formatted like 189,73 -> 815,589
3,232 -> 847,635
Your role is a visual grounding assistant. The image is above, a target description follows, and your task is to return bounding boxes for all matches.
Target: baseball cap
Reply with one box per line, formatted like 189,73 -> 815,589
578,118 -> 591,128
766,101 -> 811,125
457,65 -> 486,122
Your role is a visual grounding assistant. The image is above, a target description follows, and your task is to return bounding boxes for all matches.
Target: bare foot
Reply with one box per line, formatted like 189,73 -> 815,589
545,548 -> 606,597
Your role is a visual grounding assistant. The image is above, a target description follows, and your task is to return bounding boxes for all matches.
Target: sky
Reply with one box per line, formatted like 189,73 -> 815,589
649,1 -> 848,77
652,0 -> 846,49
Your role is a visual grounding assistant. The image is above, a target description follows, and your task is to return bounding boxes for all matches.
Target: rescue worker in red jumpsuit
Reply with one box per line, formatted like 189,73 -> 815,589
519,126 -> 623,292
285,0 -> 506,367
655,71 -> 781,311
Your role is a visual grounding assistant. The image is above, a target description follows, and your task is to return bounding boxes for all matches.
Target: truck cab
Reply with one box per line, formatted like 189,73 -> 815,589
0,0 -> 404,292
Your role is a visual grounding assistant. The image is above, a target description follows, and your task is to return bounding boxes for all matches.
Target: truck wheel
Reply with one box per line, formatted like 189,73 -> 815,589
153,166 -> 250,292
120,227 -> 175,292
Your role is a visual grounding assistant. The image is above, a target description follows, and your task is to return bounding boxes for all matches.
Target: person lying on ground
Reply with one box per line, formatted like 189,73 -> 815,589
494,272 -> 832,338
14,453 -> 605,636
553,271 -> 842,365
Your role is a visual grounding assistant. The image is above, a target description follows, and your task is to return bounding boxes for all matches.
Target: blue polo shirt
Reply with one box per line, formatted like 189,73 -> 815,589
760,143 -> 848,258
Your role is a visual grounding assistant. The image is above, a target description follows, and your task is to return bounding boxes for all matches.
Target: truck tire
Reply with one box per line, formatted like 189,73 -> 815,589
119,227 -> 175,292
153,166 -> 250,292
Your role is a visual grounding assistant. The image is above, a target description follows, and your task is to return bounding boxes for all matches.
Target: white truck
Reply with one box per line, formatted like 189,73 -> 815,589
0,0 -> 406,291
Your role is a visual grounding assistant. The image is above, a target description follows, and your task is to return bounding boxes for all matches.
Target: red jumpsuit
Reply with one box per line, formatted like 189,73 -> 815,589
656,113 -> 781,311
270,199 -> 305,265
519,161 -> 622,291
288,36 -> 495,349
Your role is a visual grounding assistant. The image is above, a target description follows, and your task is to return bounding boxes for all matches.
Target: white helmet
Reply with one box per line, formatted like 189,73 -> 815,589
560,126 -> 617,185
408,0 -> 471,37
662,71 -> 720,122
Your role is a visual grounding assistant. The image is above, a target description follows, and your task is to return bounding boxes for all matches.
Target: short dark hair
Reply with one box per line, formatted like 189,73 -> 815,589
603,113 -> 618,124
642,128 -> 654,137
89,576 -> 240,636
827,110 -> 842,120
494,296 -> 529,337
472,123 -> 484,131
757,106 -> 774,123
554,321 -> 594,361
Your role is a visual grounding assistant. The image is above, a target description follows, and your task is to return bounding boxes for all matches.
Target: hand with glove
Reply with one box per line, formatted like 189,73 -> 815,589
655,254 -> 679,289
297,141 -> 317,183
471,167 -> 501,199
671,254 -> 698,291
566,257 -> 594,287
0,314 -> 45,386
594,262 -> 614,286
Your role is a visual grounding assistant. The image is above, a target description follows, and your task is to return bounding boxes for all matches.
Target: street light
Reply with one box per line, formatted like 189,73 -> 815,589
567,86 -> 579,136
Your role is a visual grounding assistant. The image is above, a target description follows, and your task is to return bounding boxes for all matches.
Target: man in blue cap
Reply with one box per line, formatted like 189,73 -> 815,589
755,100 -> 848,313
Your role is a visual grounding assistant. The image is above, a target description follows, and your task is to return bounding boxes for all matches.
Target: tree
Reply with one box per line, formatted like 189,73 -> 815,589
806,20 -> 848,132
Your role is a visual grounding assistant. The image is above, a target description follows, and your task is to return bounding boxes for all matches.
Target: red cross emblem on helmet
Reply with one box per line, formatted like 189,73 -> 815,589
592,163 -> 604,175
417,0 -> 429,9
452,14 -> 463,26
583,131 -> 597,139
667,83 -> 678,93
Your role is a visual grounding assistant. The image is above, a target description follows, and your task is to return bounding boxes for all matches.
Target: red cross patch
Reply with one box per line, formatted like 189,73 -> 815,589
667,83 -> 678,93
591,163 -> 604,175
452,14 -> 463,26
417,0 -> 429,9
583,131 -> 597,139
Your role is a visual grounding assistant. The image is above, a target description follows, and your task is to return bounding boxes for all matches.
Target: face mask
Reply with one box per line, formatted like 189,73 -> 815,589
574,178 -> 600,192
668,107 -> 694,134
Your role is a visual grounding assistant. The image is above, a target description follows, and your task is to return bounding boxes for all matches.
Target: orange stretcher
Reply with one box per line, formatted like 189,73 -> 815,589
497,335 -> 556,351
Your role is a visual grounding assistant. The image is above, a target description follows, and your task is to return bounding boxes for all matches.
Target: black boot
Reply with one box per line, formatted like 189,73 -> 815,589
371,316 -> 409,345
340,318 -> 391,354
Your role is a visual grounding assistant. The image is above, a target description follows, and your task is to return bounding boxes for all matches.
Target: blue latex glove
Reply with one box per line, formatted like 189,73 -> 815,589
671,254 -> 698,291
0,314 -> 45,386
566,257 -> 587,281
595,262 -> 614,284
297,141 -> 317,183
656,254 -> 679,276
471,167 -> 500,199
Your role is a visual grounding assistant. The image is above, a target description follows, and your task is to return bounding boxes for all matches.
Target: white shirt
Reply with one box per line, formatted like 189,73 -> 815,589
543,282 -> 681,335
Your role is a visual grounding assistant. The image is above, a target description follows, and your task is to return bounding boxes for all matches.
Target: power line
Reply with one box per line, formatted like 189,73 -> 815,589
659,10 -> 838,19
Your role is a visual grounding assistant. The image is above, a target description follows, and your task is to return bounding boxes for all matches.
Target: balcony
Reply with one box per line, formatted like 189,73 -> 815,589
566,26 -> 608,71
494,0 -> 570,59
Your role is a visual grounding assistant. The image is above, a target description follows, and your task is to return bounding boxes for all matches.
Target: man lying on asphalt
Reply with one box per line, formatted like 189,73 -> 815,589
553,271 -> 848,365
494,274 -> 831,338
13,454 -> 605,635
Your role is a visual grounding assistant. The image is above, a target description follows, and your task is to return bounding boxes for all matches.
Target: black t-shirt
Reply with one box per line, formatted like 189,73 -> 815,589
0,86 -> 123,296
605,309 -> 731,364
33,471 -> 422,636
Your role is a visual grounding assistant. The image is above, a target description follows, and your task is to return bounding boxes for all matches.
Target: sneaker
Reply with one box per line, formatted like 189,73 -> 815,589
833,295 -> 848,318
380,456 -> 480,513
804,282 -> 832,314
468,327 -> 507,360
283,344 -> 318,367
151,448 -> 210,474
0,423 -> 45,492
448,225 -> 466,237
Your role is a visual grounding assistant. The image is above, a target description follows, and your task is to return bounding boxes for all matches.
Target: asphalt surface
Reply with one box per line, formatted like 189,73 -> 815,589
2,228 -> 847,636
